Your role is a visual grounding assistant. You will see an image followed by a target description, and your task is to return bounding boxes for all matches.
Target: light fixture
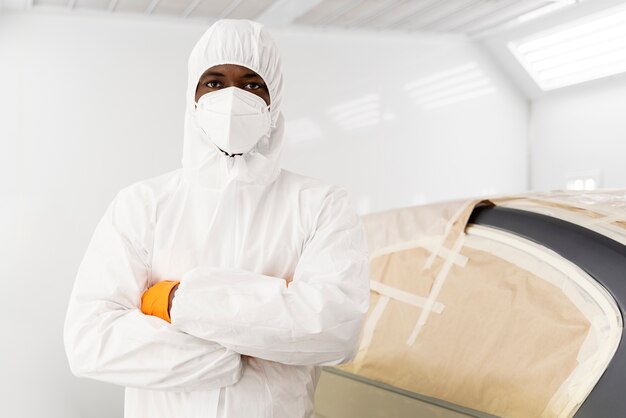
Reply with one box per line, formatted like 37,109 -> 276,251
509,3 -> 626,90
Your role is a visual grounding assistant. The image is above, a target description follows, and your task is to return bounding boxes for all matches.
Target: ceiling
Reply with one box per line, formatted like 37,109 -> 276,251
0,0 -> 591,37
5,0 -> 625,98
294,0 -> 581,36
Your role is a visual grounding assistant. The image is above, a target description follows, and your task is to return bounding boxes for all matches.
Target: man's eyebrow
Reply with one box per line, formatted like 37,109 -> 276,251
241,72 -> 262,79
201,71 -> 225,78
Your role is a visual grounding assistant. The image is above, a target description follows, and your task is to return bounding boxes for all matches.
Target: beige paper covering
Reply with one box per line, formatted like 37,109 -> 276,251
338,197 -> 622,418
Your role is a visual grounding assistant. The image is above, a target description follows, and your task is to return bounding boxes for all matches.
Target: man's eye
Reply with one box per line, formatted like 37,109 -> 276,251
245,83 -> 261,90
206,81 -> 221,88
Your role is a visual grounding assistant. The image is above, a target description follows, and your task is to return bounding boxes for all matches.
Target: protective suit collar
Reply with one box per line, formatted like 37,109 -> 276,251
182,19 -> 285,190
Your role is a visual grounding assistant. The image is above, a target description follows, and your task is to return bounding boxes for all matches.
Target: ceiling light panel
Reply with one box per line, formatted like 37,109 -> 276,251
509,3 -> 626,90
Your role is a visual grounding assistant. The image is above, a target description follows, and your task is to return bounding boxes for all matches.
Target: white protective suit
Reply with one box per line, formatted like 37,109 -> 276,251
63,19 -> 370,418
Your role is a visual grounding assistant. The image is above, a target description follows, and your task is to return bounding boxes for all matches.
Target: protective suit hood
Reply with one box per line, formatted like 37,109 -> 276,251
183,19 -> 285,189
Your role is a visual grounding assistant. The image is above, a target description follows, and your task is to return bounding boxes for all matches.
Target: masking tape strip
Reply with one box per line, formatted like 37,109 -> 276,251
353,295 -> 390,366
370,239 -> 468,268
580,214 -> 623,226
564,198 -> 626,219
424,235 -> 445,270
406,233 -> 465,346
370,280 -> 445,314
516,198 -> 626,222
425,203 -> 470,269
438,245 -> 468,268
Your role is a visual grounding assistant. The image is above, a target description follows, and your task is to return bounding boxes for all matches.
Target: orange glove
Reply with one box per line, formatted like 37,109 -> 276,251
141,280 -> 180,323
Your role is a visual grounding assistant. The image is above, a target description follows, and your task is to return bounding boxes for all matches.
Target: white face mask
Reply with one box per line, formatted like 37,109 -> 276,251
194,87 -> 271,156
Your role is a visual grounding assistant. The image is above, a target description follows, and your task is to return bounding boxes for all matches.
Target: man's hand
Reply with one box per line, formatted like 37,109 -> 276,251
141,280 -> 180,323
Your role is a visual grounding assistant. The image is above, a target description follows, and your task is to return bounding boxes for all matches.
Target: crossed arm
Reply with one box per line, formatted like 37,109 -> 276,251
64,186 -> 370,391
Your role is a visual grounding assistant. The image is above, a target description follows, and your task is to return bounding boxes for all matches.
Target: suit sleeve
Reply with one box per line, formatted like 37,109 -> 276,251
64,187 -> 243,391
170,188 -> 371,366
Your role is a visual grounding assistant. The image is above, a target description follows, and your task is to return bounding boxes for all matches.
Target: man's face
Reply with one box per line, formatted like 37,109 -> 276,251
195,64 -> 271,106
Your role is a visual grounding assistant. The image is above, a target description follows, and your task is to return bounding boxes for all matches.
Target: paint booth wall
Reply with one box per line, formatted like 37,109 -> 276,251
529,75 -> 626,191
0,11 -> 527,418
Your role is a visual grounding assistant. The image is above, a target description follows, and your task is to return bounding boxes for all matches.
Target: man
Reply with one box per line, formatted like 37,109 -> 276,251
64,19 -> 370,418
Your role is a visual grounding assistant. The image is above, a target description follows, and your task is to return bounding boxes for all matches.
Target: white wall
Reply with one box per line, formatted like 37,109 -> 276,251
529,75 -> 626,191
0,10 -> 527,418
277,27 -> 528,212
